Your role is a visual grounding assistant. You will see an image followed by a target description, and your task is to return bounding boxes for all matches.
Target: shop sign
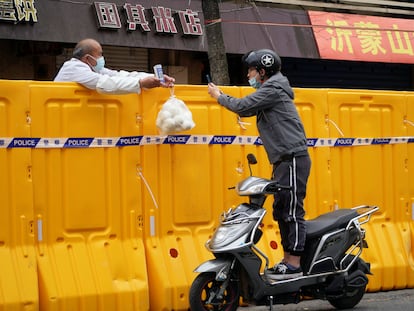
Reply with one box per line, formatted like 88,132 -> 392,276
309,11 -> 414,64
0,0 -> 37,23
94,2 -> 203,36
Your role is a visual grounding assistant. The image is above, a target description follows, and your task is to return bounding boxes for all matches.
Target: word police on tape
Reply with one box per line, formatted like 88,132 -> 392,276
1,136 -> 413,149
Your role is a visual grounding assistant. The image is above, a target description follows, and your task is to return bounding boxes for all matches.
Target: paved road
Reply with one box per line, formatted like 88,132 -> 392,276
238,288 -> 414,310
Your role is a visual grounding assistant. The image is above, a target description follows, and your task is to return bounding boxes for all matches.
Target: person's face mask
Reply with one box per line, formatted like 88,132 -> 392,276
248,73 -> 261,89
88,55 -> 105,72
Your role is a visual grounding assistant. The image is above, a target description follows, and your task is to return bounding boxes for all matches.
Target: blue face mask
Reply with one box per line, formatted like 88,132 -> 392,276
248,76 -> 261,89
91,56 -> 105,72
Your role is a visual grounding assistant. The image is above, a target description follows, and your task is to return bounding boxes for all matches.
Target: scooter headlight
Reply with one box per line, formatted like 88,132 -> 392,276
211,226 -> 232,244
236,177 -> 270,196
237,183 -> 266,195
208,221 -> 255,250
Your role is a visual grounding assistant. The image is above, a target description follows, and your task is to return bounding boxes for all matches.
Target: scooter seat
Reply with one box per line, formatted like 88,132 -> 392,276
306,209 -> 359,239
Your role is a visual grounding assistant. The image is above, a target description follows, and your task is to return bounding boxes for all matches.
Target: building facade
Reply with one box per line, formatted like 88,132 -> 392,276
0,0 -> 413,89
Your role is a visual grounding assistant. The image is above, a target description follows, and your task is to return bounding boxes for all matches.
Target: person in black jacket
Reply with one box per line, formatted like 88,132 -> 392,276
207,49 -> 311,280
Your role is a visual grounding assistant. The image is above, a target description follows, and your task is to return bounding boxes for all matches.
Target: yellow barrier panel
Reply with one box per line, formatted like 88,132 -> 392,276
405,93 -> 414,288
29,82 -> 150,311
140,85 -> 265,310
327,89 -> 411,291
0,81 -> 38,310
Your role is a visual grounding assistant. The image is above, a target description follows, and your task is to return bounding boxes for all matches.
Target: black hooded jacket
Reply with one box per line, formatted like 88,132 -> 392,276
217,72 -> 308,163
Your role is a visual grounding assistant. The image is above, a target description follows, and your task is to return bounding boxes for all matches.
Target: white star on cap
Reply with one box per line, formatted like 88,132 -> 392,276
261,54 -> 274,67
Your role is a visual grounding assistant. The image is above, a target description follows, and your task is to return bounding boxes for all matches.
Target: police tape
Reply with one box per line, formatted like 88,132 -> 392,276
1,135 -> 414,149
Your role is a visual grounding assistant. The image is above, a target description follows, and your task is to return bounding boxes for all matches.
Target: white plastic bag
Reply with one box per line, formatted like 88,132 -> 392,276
156,95 -> 195,135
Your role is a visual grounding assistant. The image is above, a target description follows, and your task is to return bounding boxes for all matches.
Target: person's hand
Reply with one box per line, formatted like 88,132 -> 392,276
162,74 -> 175,88
207,82 -> 223,100
139,76 -> 163,89
139,74 -> 175,89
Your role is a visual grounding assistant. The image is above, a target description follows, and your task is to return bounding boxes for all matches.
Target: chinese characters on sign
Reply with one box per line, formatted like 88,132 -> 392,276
0,0 -> 37,23
94,2 -> 203,36
95,2 -> 121,29
309,11 -> 414,64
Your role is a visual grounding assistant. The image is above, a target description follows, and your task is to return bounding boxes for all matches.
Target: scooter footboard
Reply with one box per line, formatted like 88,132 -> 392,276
194,258 -> 233,281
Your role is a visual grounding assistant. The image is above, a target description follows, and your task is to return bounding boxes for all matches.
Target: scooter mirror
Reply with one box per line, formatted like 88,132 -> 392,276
247,153 -> 257,165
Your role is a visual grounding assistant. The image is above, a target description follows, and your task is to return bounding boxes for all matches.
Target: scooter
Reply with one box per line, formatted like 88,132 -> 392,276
189,154 -> 378,311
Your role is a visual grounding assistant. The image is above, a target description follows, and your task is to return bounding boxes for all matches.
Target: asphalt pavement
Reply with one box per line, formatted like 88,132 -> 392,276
238,288 -> 414,310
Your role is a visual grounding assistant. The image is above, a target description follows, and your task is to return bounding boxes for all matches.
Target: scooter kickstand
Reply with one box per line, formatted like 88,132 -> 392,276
268,295 -> 274,311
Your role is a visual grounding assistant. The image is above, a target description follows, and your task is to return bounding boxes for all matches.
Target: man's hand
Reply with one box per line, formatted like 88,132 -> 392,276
139,74 -> 175,89
162,74 -> 175,88
207,82 -> 223,100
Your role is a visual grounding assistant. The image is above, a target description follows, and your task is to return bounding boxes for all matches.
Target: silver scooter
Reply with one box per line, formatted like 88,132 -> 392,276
189,154 -> 378,311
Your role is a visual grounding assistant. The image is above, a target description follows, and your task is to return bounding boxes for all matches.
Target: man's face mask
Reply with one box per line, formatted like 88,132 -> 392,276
88,55 -> 105,72
248,73 -> 261,89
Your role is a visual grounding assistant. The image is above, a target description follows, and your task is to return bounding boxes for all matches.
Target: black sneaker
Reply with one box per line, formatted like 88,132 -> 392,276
267,262 -> 303,280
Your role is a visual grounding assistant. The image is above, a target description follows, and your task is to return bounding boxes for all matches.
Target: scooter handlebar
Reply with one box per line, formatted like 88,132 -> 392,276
264,181 -> 291,193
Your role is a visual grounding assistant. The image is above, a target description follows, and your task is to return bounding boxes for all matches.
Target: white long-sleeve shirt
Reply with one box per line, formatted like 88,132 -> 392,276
54,58 -> 153,94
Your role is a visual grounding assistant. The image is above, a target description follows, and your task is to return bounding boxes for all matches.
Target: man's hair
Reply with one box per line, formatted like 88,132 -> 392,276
72,40 -> 95,59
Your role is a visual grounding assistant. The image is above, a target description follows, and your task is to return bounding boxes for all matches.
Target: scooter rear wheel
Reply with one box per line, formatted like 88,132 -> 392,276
189,272 -> 240,311
327,285 -> 366,310
327,256 -> 368,309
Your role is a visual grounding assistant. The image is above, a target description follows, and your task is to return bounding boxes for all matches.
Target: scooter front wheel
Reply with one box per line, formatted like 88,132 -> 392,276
189,272 -> 240,311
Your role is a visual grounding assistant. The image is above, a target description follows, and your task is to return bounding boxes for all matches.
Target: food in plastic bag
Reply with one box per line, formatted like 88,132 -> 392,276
156,95 -> 195,135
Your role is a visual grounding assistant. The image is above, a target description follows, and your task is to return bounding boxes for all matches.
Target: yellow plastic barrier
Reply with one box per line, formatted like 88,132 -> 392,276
1,80 -> 414,310
29,82 -> 150,311
326,89 -> 412,291
0,81 -> 38,310
140,85 -> 264,310
408,91 -> 414,289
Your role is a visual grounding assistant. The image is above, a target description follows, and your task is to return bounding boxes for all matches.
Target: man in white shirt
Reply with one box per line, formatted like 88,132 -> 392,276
54,38 -> 175,94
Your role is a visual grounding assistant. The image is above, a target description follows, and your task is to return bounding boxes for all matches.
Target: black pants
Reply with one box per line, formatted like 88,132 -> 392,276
272,154 -> 311,256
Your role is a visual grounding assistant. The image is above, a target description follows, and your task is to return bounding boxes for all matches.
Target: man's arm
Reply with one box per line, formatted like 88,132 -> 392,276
55,58 -> 174,94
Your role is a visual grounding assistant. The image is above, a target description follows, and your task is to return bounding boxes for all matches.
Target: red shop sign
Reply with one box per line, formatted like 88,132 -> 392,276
309,11 -> 414,64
